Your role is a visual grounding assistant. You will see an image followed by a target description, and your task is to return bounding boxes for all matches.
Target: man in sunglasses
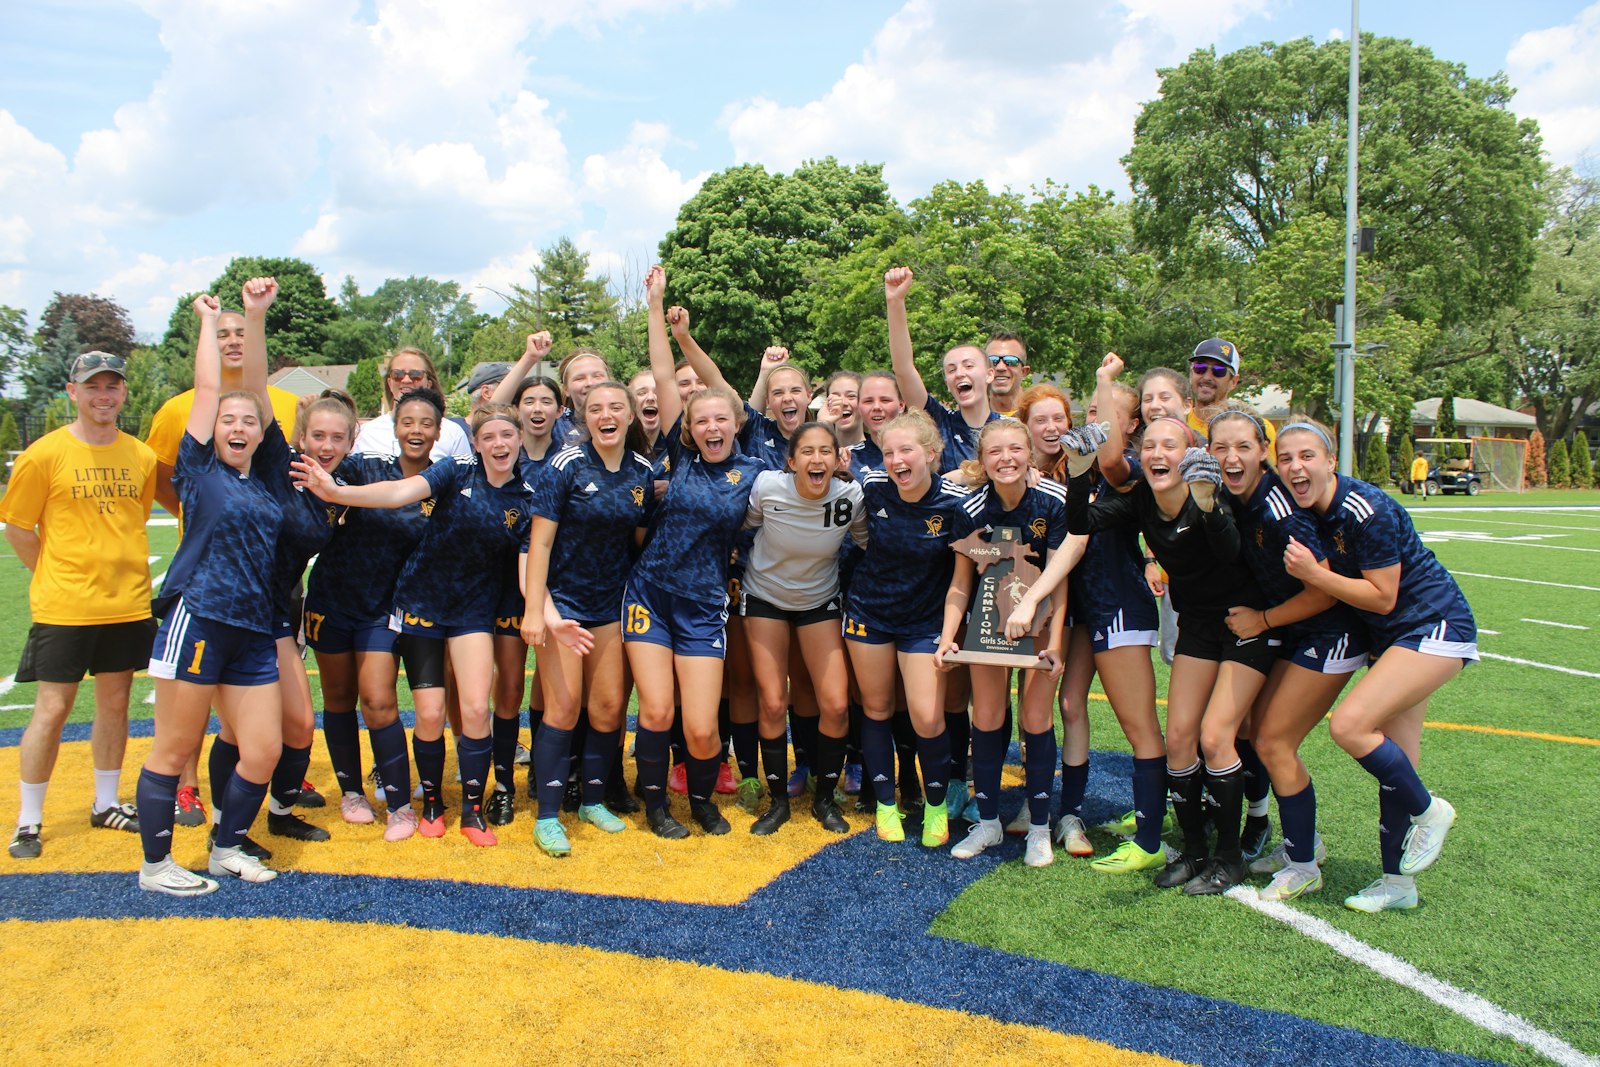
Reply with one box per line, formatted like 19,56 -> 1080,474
1185,338 -> 1275,453
3,352 -> 158,858
984,331 -> 1030,418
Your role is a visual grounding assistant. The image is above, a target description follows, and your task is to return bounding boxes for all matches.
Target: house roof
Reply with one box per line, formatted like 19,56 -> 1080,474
1413,397 -> 1536,429
268,364 -> 357,397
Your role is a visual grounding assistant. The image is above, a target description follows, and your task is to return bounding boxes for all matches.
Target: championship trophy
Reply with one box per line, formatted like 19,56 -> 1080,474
944,526 -> 1054,669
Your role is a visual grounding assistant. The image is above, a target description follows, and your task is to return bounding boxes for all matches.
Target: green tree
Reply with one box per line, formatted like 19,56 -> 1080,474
0,305 -> 28,392
518,238 -> 618,346
1526,429 -> 1548,487
161,257 -> 339,370
42,394 -> 71,433
1547,437 -> 1571,487
320,316 -> 392,366
1435,393 -> 1458,440
36,293 -> 136,358
1363,433 -> 1390,486
1398,434 -> 1415,486
23,313 -> 78,412
346,356 -> 383,417
1571,435 -> 1594,488
122,344 -> 192,428
0,410 -> 19,478
135,411 -> 152,442
338,275 -> 485,376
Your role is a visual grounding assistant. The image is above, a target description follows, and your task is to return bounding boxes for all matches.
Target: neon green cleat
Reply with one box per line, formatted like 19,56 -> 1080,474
922,799 -> 950,848
1098,807 -> 1175,837
735,776 -> 764,815
534,817 -> 571,857
1089,839 -> 1167,874
875,802 -> 905,842
577,803 -> 625,834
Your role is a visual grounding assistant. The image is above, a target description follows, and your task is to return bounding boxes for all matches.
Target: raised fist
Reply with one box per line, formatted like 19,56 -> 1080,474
1096,352 -> 1124,383
241,276 -> 278,312
644,265 -> 666,304
762,345 -> 789,365
667,305 -> 691,338
884,266 -> 914,303
192,293 -> 220,320
1061,421 -> 1111,477
524,331 -> 553,360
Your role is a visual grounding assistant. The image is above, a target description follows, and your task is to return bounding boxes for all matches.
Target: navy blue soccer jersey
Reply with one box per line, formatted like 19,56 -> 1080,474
739,403 -> 790,471
923,394 -> 998,474
266,460 -> 342,624
154,425 -> 287,634
306,454 -> 432,623
1314,475 -> 1475,644
949,480 -> 1069,572
1229,470 -> 1360,637
1068,466 -> 1152,624
552,410 -> 585,449
846,472 -> 969,636
848,437 -> 884,478
630,449 -> 764,604
533,443 -> 654,622
391,456 -> 533,629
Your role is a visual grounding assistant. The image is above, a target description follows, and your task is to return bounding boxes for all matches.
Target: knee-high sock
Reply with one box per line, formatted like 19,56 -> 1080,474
581,727 -> 619,806
533,724 -> 573,819
669,708 -> 687,766
269,744 -> 312,810
686,753 -> 720,804
1131,756 -> 1167,854
790,708 -> 818,770
732,720 -> 760,782
1059,759 -> 1089,821
136,768 -> 178,864
1379,785 -> 1409,876
970,726 -> 1006,822
1168,760 -> 1208,858
814,731 -> 847,796
717,698 -> 732,758
915,729 -> 951,808
208,738 -> 240,815
457,734 -> 493,812
607,733 -> 628,794
760,736 -> 789,799
527,706 -> 545,744
492,713 -> 520,793
413,735 -> 445,810
1355,738 -> 1431,818
635,726 -> 671,811
846,701 -> 863,761
1205,760 -> 1244,861
891,709 -> 921,801
945,711 -> 971,780
1236,738 -> 1270,812
1023,728 -> 1057,827
1275,780 -> 1318,864
569,708 -> 590,781
861,718 -> 896,805
368,722 -> 411,813
322,708 -> 363,796
214,771 -> 269,848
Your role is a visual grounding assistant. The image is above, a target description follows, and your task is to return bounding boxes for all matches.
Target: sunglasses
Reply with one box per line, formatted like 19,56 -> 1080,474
1190,362 -> 1233,378
988,354 -> 1023,368
389,368 -> 429,382
72,352 -> 127,375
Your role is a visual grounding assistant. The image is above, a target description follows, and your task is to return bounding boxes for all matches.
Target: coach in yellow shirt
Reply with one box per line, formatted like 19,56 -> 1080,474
1186,338 -> 1277,454
1,351 -> 157,859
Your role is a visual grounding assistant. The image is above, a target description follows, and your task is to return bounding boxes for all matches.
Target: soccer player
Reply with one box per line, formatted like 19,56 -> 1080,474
985,332 -> 1030,418
3,351 -> 156,859
885,266 -> 998,473
552,350 -> 613,447
1276,420 -> 1473,913
135,280 -> 289,894
353,347 -> 472,461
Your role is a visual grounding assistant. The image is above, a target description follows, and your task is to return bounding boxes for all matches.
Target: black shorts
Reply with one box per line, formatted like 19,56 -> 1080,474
1173,615 -> 1281,674
396,632 -> 447,690
741,593 -> 841,628
17,619 -> 158,684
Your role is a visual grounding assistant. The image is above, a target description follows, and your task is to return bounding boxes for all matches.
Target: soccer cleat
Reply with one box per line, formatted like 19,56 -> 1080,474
921,800 -> 949,848
341,793 -> 377,825
1344,875 -> 1419,913
209,844 -> 279,883
562,778 -> 581,814
90,803 -> 140,833
1241,814 -> 1272,862
1250,833 -> 1327,875
208,826 -> 272,861
605,779 -> 641,815
1099,806 -> 1174,837
951,819 -> 1004,859
383,807 -> 418,842
735,776 -> 764,815
786,765 -> 813,798
751,797 -> 791,836
578,803 -> 626,834
715,761 -> 739,794
139,856 -> 219,896
1004,806 -> 1031,836
690,799 -> 731,836
959,794 -> 982,823
296,779 -> 326,808
854,792 -> 874,814
267,811 -> 331,842
459,805 -> 498,847
9,825 -> 42,860
1155,852 -> 1206,889
944,780 -> 970,822
1024,827 -> 1054,868
486,786 -> 515,826
418,800 -> 447,838
875,802 -> 905,842
842,762 -> 862,796
534,817 -> 571,857
811,794 -> 849,834
1089,839 -> 1167,874
646,806 -> 690,840
1182,856 -> 1247,896
1259,864 -> 1323,902
1399,795 -> 1456,875
514,742 -> 531,765
1053,815 -> 1094,857
173,785 -> 207,827
668,763 -> 688,794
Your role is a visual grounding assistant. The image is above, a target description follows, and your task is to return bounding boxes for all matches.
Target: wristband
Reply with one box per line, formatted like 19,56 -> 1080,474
1262,608 -> 1272,629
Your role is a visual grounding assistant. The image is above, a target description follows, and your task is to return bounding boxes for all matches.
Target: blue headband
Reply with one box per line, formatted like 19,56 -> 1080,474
1207,408 -> 1267,440
1280,421 -> 1333,452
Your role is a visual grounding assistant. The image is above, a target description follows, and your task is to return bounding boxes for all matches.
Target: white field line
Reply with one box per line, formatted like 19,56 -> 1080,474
1478,629 -> 1501,635
1479,652 -> 1600,678
1404,505 -> 1600,513
0,675 -> 14,697
1226,888 -> 1600,1067
1454,572 -> 1600,593
1420,537 -> 1600,555
0,703 -> 32,711
149,517 -> 177,527
1522,618 -> 1590,630
1412,515 -> 1600,533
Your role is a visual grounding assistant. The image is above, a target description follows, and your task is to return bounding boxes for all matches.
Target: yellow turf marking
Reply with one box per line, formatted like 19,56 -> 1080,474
0,918 -> 1189,1066
0,737 -> 1024,906
1422,721 -> 1600,747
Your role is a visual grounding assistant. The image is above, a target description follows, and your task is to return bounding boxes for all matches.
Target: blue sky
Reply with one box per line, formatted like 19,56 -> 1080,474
3,0 -> 1597,339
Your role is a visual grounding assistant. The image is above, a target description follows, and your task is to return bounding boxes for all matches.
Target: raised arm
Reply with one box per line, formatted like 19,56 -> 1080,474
644,266 -> 682,431
240,277 -> 277,423
490,331 -> 554,408
884,267 -> 928,411
1092,353 -> 1132,486
669,304 -> 739,403
185,294 -> 223,443
747,346 -> 789,412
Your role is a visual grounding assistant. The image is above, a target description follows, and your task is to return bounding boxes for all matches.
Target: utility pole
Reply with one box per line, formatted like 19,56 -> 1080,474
1338,0 -> 1360,475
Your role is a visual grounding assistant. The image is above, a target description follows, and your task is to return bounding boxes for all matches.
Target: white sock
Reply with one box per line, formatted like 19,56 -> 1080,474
268,798 -> 293,816
18,780 -> 47,827
1247,797 -> 1270,817
93,768 -> 122,813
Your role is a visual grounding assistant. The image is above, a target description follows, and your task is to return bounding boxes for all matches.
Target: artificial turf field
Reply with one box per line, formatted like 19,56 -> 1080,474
1,494 -> 1597,1065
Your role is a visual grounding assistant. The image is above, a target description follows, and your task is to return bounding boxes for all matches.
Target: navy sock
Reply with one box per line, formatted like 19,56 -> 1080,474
971,726 -> 1006,821
215,771 -> 269,848
322,708 -> 362,796
1131,757 -> 1167,854
686,753 -> 720,803
635,726 -> 671,811
1379,785 -> 1408,875
790,709 -> 818,770
760,735 -> 789,799
717,698 -> 732,760
1059,760 -> 1088,821
861,718 -> 896,805
846,701 -> 863,761
368,722 -> 411,813
534,724 -> 573,819
413,735 -> 445,809
1001,698 -> 1015,743
581,727 -> 619,806
608,733 -> 628,794
1276,781 -> 1318,864
732,720 -> 760,782
914,729 -> 951,808
569,708 -> 590,781
669,708 -> 687,766
457,734 -> 492,809
945,711 -> 971,780
136,768 -> 178,864
1168,760 -> 1208,858
1237,739 -> 1270,807
1355,738 -> 1431,817
892,710 -> 921,801
527,706 -> 544,743
1205,761 -> 1244,861
1023,729 -> 1057,827
492,713 -> 520,793
269,744 -> 311,809
814,730 -> 847,794
208,737 -> 240,812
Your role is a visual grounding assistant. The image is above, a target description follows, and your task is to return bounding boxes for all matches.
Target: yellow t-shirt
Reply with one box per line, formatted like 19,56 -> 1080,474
145,385 -> 300,534
0,427 -> 157,624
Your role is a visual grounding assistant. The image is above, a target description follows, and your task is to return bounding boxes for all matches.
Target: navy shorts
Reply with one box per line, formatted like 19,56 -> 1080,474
390,607 -> 492,640
841,612 -> 939,656
148,600 -> 277,687
1376,617 -> 1479,663
1281,629 -> 1369,675
621,575 -> 728,658
1073,606 -> 1160,654
303,604 -> 397,655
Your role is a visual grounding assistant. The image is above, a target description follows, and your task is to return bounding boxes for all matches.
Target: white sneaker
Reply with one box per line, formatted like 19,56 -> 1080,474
1399,795 -> 1455,875
1259,863 -> 1323,902
1053,814 -> 1093,857
1023,826 -> 1054,867
1343,875 -> 1418,913
1249,832 -> 1327,875
341,793 -> 377,825
209,844 -> 279,883
950,818 -> 1004,859
138,856 -> 219,897
1005,806 -> 1031,836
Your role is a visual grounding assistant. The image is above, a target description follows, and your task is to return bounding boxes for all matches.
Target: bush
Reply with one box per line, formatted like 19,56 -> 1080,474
1362,434 -> 1390,486
1398,434 -> 1415,481
346,356 -> 383,418
1547,438 -> 1571,488
1572,437 -> 1594,489
1526,430 -> 1548,488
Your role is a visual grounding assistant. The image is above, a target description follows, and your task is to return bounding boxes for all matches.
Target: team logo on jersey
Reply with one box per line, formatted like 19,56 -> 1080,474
583,481 -> 599,493
630,485 -> 645,506
420,499 -> 436,517
324,505 -> 339,527
1029,518 -> 1048,539
925,514 -> 944,536
1256,526 -> 1265,547
502,507 -> 521,530
1333,531 -> 1348,555
725,470 -> 742,485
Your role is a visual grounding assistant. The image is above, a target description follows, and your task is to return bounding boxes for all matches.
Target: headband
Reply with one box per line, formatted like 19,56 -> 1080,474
475,411 -> 521,434
1147,415 -> 1198,447
1207,408 -> 1267,439
1280,421 -> 1334,452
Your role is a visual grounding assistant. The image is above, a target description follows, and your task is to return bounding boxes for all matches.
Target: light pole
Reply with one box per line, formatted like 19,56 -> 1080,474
1338,0 -> 1360,475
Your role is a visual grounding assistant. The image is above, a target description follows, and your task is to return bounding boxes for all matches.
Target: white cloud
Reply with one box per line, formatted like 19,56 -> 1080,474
95,251 -> 238,339
1507,2 -> 1600,165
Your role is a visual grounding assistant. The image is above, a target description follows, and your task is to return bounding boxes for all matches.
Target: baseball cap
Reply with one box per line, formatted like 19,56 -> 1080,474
1190,338 -> 1240,375
462,362 -> 511,393
69,351 -> 128,383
